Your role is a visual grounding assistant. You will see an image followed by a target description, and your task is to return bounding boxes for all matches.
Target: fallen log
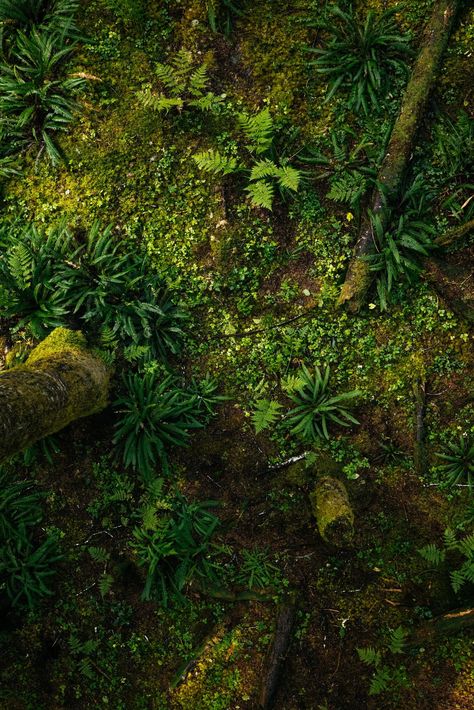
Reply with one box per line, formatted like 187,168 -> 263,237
259,595 -> 297,709
408,607 -> 474,647
337,0 -> 461,313
434,218 -> 474,247
310,477 -> 354,547
423,257 -> 474,324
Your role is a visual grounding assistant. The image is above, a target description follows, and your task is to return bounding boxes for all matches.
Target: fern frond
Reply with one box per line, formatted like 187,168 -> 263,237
251,399 -> 282,434
388,626 -> 406,655
356,647 -> 381,666
238,108 -> 274,154
249,158 -> 280,182
418,544 -> 445,566
245,179 -> 274,210
8,243 -> 32,289
450,568 -> 465,594
189,64 -> 208,97
193,149 -> 239,175
98,573 -> 113,598
369,667 -> 391,696
276,165 -> 301,192
140,90 -> 183,112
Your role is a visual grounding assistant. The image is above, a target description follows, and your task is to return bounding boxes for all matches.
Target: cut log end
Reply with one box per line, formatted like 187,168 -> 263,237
310,477 -> 355,547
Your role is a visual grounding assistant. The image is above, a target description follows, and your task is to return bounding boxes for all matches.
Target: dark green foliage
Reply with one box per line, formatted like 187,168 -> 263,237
436,436 -> 474,492
419,528 -> 474,594
366,177 -> 437,309
234,548 -> 279,589
0,222 -> 72,337
0,221 -> 186,357
113,371 -> 203,482
0,469 -> 61,609
357,627 -> 408,696
306,4 -> 410,113
132,486 -> 221,605
0,26 -> 85,166
206,0 -> 247,36
251,399 -> 283,434
286,365 -> 360,442
0,0 -> 78,35
187,375 -> 229,421
433,111 -> 473,180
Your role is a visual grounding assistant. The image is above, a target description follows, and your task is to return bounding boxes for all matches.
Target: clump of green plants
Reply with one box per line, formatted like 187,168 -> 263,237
286,365 -> 361,442
0,0 -> 78,34
357,627 -> 409,696
206,0 -> 247,36
0,468 -> 61,608
131,482 -> 221,605
365,177 -> 437,309
435,435 -> 474,493
0,221 -> 185,358
194,108 -> 302,209
234,548 -> 280,590
113,370 -> 206,482
305,4 -> 411,113
140,49 -> 223,114
0,10 -> 85,168
419,528 -> 474,594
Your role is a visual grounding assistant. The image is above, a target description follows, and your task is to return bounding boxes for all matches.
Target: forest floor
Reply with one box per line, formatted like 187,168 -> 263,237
0,0 -> 473,708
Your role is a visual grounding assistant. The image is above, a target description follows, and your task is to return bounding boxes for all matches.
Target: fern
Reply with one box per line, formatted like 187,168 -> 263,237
327,172 -> 366,206
357,647 -> 381,667
8,243 -> 32,289
140,90 -> 183,112
88,546 -> 110,564
245,179 -> 274,210
238,108 -> 274,154
251,399 -> 283,434
443,528 -> 458,550
249,158 -> 280,181
369,667 -> 391,696
418,544 -> 445,566
194,149 -> 239,175
188,64 -> 208,97
388,627 -> 407,655
276,165 -> 301,192
98,572 -> 113,598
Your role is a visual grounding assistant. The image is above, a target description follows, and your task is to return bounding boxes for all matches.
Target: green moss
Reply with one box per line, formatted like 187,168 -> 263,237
27,328 -> 87,364
310,476 -> 354,546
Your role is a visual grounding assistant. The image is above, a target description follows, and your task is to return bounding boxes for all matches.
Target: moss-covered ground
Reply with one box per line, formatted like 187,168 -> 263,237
0,0 -> 473,708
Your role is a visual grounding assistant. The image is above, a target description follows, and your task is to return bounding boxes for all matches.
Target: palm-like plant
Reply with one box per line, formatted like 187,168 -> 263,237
366,177 -> 437,309
113,372 -> 203,482
132,491 -> 220,604
0,28 -> 85,163
306,4 -> 411,113
286,365 -> 361,442
436,436 -> 474,493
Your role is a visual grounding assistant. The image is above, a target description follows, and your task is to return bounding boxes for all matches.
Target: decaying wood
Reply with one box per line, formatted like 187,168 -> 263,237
310,477 -> 354,547
408,607 -> 474,647
338,0 -> 461,312
0,328 -> 111,463
434,218 -> 474,247
413,379 -> 428,476
423,257 -> 474,323
259,596 -> 297,709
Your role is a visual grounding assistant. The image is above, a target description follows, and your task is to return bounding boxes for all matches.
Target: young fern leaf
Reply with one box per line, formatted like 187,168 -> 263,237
388,626 -> 407,655
418,544 -> 445,566
276,165 -> 301,192
249,158 -> 280,181
245,179 -> 274,210
238,108 -> 274,154
357,647 -> 381,666
194,149 -> 239,175
252,399 -> 283,434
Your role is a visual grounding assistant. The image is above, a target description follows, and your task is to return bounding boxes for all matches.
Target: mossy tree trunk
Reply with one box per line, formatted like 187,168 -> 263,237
337,0 -> 460,312
0,328 -> 111,463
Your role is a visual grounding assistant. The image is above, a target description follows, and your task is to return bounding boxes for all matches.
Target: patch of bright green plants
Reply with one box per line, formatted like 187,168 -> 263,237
194,107 -> 302,210
206,0 -> 248,36
305,3 -> 411,114
140,49 -> 224,114
0,466 -> 61,609
252,364 -> 361,442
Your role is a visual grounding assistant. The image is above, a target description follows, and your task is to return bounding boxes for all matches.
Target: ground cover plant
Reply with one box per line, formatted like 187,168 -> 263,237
0,0 -> 473,708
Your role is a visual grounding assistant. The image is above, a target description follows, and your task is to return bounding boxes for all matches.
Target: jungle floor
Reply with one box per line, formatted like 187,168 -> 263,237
0,0 -> 473,708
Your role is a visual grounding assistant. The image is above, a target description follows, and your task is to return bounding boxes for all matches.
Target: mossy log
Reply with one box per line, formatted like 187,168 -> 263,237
259,595 -> 297,710
408,607 -> 474,647
310,477 -> 354,547
0,328 -> 111,463
337,0 -> 460,312
434,219 -> 474,248
423,257 -> 474,324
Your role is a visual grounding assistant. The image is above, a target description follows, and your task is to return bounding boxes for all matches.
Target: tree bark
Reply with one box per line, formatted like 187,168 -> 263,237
413,379 -> 428,476
337,0 -> 460,313
259,596 -> 297,709
310,477 -> 354,547
0,328 -> 111,463
423,257 -> 474,323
